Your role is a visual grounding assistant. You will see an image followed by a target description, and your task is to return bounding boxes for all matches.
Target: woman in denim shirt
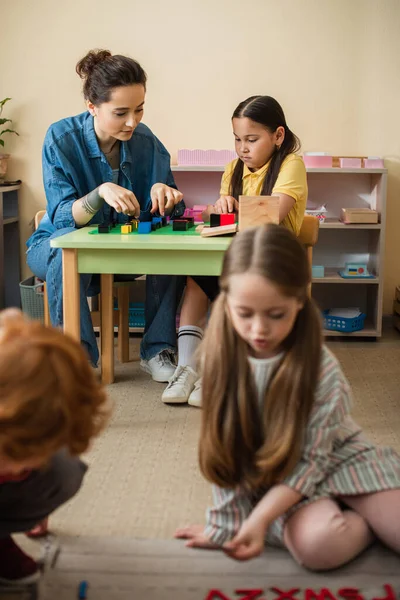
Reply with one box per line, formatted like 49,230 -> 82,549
26,50 -> 185,381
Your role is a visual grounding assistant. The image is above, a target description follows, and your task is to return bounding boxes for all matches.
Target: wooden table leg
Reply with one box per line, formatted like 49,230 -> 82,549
117,285 -> 130,363
100,273 -> 114,384
62,249 -> 80,341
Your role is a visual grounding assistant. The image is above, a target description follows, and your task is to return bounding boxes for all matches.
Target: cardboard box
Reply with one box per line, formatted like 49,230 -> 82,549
340,208 -> 378,224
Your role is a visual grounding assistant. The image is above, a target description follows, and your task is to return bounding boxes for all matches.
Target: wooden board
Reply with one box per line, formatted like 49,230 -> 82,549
200,223 -> 237,237
340,208 -> 379,224
238,196 -> 279,231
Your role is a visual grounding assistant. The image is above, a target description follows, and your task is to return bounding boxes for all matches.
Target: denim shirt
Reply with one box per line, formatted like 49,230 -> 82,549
27,112 -> 185,248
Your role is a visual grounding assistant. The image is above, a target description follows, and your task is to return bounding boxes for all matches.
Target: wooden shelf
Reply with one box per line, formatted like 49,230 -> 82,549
3,217 -> 18,225
323,326 -> 378,337
171,165 -> 387,174
0,184 -> 21,193
320,219 -> 381,230
307,167 -> 387,174
313,268 -> 379,284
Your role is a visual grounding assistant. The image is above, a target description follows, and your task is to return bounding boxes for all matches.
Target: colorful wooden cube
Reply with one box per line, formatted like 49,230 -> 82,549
210,213 -> 221,228
98,223 -> 111,233
121,224 -> 132,234
220,213 -> 235,226
173,219 -> 189,231
131,219 -> 139,230
138,221 -> 152,234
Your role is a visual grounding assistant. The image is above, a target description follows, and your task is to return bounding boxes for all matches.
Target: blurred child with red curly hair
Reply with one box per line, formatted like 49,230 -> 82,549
0,309 -> 109,585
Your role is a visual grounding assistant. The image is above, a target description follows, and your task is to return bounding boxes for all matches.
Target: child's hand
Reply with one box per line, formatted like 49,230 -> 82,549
214,196 -> 238,214
223,519 -> 266,561
174,524 -> 220,550
150,183 -> 183,216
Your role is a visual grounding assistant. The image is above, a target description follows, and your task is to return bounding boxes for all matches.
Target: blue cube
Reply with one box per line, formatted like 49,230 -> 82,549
138,221 -> 152,234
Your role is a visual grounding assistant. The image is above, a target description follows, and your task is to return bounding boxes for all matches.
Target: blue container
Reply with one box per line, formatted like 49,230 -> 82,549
323,310 -> 366,333
128,302 -> 145,328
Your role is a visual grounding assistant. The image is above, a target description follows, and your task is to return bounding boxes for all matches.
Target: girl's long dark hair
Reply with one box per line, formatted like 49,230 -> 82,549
230,96 -> 301,200
199,224 -> 322,490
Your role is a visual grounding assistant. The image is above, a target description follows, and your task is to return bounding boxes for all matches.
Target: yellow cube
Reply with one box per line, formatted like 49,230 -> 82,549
131,219 -> 139,230
121,224 -> 132,234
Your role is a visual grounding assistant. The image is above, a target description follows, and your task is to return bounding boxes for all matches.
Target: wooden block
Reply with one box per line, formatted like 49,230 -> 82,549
210,213 -> 221,227
138,221 -> 152,234
238,196 -> 279,231
185,216 -> 195,228
220,213 -> 236,226
195,224 -> 204,233
121,224 -> 132,234
340,208 -> 378,224
201,223 -> 237,237
98,223 -> 111,233
131,219 -> 139,230
173,220 -> 189,231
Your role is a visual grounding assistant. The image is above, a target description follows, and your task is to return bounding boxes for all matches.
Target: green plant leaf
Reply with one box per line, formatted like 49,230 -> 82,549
0,119 -> 12,126
0,98 -> 11,110
0,129 -> 19,137
0,139 -> 4,147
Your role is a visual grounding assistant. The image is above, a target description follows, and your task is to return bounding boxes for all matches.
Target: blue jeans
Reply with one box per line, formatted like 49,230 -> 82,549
26,227 -> 184,366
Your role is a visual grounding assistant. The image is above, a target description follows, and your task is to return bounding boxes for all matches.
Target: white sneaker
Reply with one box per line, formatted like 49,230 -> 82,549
161,366 -> 198,404
188,378 -> 202,408
140,350 -> 176,383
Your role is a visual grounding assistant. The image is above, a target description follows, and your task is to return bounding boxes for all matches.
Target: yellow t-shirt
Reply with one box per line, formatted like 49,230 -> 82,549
219,153 -> 307,235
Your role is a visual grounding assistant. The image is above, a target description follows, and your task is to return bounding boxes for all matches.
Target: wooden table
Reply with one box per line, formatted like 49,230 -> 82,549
50,226 -> 232,384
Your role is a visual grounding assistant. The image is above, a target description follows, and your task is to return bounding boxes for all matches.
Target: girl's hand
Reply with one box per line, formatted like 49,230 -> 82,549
223,519 -> 266,561
214,196 -> 238,214
174,525 -> 220,550
150,183 -> 183,216
99,182 -> 140,216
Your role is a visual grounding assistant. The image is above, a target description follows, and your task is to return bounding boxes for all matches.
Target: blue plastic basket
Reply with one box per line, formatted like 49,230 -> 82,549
113,301 -> 146,328
128,303 -> 145,328
323,310 -> 366,333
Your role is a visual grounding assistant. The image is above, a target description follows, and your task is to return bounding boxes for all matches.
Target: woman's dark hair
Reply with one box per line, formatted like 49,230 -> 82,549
76,49 -> 147,105
230,96 -> 301,200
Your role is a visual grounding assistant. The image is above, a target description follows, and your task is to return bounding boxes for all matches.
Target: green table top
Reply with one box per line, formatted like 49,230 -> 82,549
50,224 -> 234,251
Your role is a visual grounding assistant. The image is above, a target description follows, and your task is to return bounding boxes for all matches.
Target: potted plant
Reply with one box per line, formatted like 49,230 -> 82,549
0,98 -> 19,182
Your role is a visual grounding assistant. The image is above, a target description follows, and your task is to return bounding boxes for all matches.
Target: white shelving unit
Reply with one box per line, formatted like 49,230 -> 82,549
172,165 -> 388,338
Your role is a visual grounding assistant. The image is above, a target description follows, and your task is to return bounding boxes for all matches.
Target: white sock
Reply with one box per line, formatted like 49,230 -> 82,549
177,326 -> 203,370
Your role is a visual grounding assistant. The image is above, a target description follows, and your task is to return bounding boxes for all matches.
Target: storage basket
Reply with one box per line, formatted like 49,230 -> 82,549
128,303 -> 145,328
306,208 -> 327,222
19,276 -> 45,322
323,310 -> 366,333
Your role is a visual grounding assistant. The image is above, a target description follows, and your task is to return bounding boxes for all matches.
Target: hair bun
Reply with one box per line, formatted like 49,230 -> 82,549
76,49 -> 112,80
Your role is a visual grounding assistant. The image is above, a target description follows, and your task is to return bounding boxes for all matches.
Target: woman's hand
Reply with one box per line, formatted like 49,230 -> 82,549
214,196 -> 238,214
174,524 -> 220,550
150,183 -> 183,216
98,182 -> 140,216
223,518 -> 266,561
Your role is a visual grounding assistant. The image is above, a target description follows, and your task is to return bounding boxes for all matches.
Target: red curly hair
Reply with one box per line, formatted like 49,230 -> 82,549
0,310 -> 109,461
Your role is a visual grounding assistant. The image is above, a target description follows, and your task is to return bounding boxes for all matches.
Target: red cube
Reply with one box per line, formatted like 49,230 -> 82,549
220,213 -> 235,226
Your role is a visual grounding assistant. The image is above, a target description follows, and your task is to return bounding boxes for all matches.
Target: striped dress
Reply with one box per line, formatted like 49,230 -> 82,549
203,346 -> 400,547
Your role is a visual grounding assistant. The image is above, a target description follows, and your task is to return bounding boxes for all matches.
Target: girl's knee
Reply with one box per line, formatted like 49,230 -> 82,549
284,509 -> 353,570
